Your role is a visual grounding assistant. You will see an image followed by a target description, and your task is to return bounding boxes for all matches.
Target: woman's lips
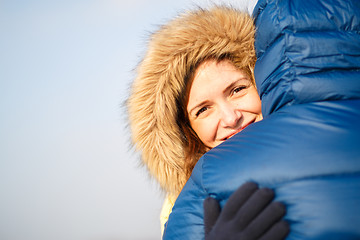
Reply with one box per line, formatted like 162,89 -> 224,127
222,119 -> 255,140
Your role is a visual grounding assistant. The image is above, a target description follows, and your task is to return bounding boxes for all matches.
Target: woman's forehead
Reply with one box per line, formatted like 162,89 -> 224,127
187,60 -> 251,108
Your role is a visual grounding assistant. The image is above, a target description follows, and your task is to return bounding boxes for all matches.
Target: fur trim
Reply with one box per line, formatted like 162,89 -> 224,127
127,6 -> 256,196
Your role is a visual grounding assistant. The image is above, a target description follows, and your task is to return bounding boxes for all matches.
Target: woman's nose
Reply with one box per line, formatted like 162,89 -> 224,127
219,104 -> 242,128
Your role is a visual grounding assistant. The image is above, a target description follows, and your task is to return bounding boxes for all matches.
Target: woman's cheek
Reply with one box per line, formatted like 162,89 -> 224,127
191,120 -> 206,143
203,118 -> 219,144
193,120 -> 207,142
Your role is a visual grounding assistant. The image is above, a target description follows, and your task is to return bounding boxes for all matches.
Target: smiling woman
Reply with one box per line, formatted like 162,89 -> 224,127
127,5 -> 287,238
128,4 -> 258,201
187,59 -> 262,149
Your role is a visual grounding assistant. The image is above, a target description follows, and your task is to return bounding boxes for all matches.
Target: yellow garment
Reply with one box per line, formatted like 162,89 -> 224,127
160,194 -> 177,237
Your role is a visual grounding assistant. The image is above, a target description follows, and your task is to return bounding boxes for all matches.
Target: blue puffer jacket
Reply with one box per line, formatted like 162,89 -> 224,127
163,0 -> 360,239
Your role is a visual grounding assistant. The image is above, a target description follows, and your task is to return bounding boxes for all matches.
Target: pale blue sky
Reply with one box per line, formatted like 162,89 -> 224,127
0,0 -> 256,239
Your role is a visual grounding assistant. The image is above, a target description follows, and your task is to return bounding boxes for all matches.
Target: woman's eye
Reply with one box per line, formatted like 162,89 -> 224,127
233,86 -> 246,94
196,106 -> 207,117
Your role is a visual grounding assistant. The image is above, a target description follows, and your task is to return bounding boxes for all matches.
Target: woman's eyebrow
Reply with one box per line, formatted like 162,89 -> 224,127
223,78 -> 249,94
188,100 -> 208,116
223,81 -> 238,94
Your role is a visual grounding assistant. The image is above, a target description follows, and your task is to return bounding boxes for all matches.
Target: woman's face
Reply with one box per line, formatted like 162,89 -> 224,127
187,59 -> 262,149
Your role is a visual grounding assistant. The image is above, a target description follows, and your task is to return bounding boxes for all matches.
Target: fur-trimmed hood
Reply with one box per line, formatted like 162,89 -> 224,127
127,6 -> 256,196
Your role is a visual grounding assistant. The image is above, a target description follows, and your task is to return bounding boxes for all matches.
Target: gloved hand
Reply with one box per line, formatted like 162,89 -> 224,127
204,182 -> 289,240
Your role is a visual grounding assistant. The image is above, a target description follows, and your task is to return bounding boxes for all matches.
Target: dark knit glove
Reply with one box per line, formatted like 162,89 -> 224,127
204,182 -> 289,240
